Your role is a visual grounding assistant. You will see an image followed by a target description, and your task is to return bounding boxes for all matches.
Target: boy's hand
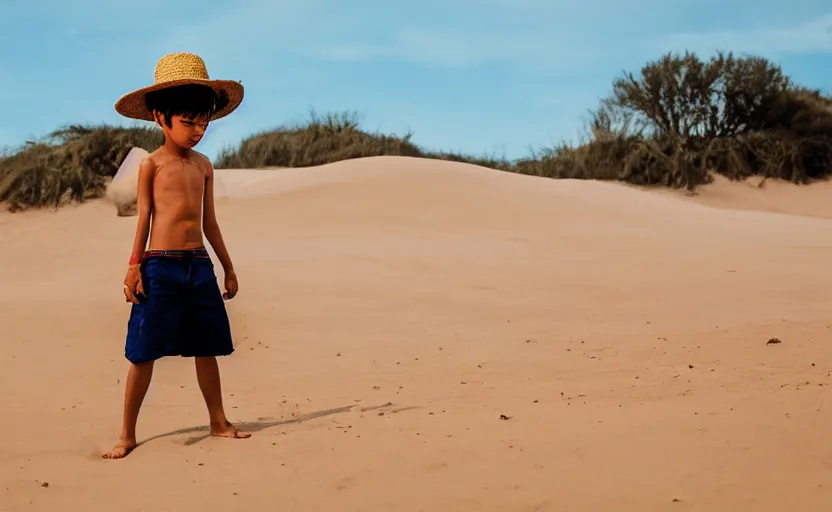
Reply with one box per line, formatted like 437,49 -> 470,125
223,269 -> 238,300
123,265 -> 144,304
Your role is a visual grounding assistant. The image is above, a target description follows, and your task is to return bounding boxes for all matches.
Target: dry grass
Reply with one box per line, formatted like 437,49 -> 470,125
215,110 -> 512,172
0,125 -> 162,212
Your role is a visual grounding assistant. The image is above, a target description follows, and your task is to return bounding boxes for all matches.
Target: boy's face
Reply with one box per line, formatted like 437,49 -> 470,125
154,112 -> 209,149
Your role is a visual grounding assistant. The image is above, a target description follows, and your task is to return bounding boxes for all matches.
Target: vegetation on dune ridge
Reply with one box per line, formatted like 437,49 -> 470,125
539,51 -> 832,190
1,50 -> 831,212
213,110 -> 513,172
0,125 -> 162,211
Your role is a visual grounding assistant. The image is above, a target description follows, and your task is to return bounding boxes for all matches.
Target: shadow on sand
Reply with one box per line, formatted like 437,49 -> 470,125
132,401 -> 417,451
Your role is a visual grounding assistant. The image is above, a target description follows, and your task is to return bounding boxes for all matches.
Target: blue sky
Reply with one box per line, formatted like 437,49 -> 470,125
1,0 -> 830,162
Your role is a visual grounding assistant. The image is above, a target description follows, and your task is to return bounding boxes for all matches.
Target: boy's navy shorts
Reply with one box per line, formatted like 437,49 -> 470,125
124,247 -> 234,364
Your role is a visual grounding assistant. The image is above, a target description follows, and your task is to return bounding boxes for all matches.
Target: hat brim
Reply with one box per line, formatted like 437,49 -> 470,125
114,79 -> 244,122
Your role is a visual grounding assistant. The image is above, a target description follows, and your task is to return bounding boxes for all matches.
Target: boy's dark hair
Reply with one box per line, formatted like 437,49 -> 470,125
145,84 -> 229,127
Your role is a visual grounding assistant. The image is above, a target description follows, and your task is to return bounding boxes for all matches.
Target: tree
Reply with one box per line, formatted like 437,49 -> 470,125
609,51 -> 791,141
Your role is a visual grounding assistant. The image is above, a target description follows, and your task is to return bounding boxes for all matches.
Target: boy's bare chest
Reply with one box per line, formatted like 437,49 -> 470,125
154,161 -> 205,199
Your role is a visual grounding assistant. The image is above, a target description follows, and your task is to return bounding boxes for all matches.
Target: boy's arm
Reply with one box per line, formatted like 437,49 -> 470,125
202,159 -> 234,274
128,158 -> 156,266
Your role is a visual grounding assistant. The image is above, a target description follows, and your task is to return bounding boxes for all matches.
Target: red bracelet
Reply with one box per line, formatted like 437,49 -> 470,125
128,254 -> 142,265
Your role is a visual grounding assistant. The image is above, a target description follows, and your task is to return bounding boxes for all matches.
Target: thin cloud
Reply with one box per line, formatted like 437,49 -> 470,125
663,13 -> 832,56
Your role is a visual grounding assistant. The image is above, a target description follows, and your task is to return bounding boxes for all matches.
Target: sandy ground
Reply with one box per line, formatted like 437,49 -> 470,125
2,156 -> 832,511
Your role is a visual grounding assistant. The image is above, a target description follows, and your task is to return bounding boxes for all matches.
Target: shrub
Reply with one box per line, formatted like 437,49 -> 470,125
542,51 -> 832,189
0,125 -> 162,211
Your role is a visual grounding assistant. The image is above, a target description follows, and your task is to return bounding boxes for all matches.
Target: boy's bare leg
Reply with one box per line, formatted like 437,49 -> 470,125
194,356 -> 251,439
103,361 -> 155,459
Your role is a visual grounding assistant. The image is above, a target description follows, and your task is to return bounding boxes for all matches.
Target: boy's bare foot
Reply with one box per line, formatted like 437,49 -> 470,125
102,438 -> 138,459
211,421 -> 251,439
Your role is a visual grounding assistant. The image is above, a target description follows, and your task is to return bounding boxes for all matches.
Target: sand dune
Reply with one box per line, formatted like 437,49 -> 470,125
3,156 -> 832,511
654,173 -> 832,220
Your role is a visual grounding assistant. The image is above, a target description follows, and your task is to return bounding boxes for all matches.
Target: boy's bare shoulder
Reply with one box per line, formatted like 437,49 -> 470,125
189,150 -> 214,178
138,152 -> 161,174
145,147 -> 170,167
189,150 -> 212,165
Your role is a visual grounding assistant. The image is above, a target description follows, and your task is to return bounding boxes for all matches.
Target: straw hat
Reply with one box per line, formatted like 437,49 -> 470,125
114,52 -> 244,121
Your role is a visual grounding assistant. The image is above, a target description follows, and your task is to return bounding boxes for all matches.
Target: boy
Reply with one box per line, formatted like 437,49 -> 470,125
104,52 -> 250,459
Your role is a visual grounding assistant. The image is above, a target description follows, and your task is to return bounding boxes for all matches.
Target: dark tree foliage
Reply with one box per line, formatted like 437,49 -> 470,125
538,50 -> 832,189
